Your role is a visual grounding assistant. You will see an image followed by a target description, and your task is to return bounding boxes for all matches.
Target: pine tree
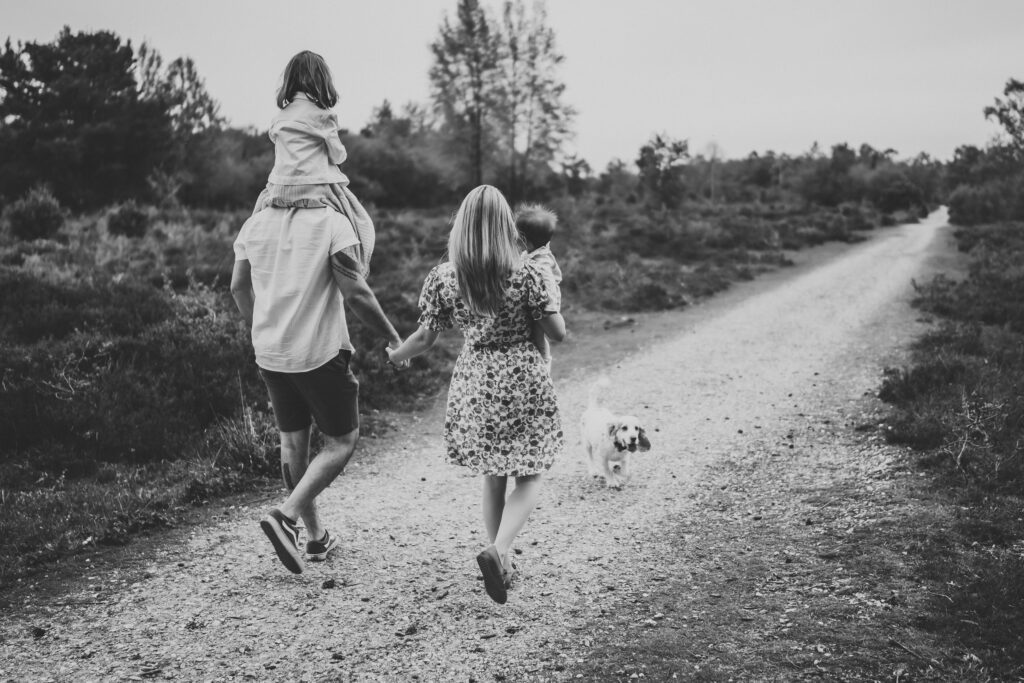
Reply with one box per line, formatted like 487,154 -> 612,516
495,0 -> 575,202
0,28 -> 173,209
429,0 -> 501,187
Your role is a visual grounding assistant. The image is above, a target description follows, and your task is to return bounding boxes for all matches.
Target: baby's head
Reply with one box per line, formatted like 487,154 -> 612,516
515,204 -> 558,251
277,50 -> 338,110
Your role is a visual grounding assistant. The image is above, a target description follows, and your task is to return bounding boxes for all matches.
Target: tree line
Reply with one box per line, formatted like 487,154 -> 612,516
3,0 -> 1016,220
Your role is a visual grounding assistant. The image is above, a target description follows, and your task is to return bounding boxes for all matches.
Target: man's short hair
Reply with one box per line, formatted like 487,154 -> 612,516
515,204 -> 558,248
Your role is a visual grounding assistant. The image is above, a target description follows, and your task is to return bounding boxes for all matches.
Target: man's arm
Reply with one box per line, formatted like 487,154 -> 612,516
230,259 -> 255,327
330,249 -> 401,347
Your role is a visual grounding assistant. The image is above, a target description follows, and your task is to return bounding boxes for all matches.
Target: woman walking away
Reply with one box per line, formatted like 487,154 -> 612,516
387,185 -> 566,604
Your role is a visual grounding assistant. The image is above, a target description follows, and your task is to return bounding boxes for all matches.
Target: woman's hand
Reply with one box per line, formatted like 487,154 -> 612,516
386,326 -> 440,369
385,342 -> 411,371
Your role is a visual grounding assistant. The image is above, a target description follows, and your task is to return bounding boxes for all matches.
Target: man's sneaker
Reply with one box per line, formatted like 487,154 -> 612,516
260,509 -> 304,574
306,530 -> 338,561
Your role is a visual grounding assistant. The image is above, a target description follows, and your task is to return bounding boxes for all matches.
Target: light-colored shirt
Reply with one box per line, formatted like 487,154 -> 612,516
233,207 -> 359,372
267,93 -> 348,185
524,245 -> 562,313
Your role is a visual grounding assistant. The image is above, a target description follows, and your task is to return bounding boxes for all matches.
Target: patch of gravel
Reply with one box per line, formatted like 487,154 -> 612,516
0,212 -> 952,682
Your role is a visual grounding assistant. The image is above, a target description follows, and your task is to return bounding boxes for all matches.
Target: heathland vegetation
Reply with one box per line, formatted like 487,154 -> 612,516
0,0 -> 1016,588
875,79 -> 1024,673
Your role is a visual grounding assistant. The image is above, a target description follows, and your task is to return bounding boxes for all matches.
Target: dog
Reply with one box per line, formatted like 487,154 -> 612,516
579,376 -> 651,488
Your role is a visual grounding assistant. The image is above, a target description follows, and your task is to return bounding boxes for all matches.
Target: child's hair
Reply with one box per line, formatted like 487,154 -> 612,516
448,185 -> 520,317
515,204 -> 558,249
276,50 -> 339,109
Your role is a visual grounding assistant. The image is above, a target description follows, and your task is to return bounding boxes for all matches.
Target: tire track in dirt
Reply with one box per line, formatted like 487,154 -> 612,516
0,211 -> 949,682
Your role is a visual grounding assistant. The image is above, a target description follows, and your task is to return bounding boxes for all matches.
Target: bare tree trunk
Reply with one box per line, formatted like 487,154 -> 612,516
473,106 -> 483,186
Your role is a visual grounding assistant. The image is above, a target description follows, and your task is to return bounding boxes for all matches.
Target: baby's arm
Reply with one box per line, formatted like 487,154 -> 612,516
538,312 -> 566,342
530,319 -> 548,357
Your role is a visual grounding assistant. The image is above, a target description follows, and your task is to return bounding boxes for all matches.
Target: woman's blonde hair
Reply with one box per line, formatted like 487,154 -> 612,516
448,185 -> 523,316
276,50 -> 338,109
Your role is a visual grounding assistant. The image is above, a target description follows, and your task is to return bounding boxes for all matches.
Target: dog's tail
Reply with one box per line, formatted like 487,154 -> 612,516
587,376 -> 611,410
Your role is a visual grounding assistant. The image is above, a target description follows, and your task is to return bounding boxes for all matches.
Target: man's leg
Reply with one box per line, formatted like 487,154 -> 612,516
279,427 -> 359,543
278,427 -> 312,528
259,352 -> 358,573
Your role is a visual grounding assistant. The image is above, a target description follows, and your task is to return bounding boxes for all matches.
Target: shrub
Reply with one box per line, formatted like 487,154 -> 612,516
106,200 -> 149,238
0,269 -> 172,344
882,218 -> 1024,489
0,278 -> 261,467
626,281 -> 672,310
3,187 -> 65,241
948,184 -> 1007,226
878,356 -> 968,404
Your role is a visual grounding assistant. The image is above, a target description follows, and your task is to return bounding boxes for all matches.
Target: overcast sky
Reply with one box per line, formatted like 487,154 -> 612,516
4,0 -> 1022,170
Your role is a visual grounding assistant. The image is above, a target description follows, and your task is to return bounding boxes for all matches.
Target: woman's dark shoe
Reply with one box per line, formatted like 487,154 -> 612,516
476,545 -> 508,604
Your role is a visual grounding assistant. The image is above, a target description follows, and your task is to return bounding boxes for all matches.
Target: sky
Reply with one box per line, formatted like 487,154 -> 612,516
3,0 -> 1023,170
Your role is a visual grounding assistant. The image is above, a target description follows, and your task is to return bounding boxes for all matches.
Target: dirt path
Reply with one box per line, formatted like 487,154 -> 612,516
0,210 -> 954,682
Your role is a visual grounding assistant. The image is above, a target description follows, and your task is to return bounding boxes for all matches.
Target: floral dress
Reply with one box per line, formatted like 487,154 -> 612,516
418,261 -> 564,476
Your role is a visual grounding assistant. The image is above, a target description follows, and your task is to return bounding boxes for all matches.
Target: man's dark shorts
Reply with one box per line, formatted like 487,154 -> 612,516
259,350 -> 359,437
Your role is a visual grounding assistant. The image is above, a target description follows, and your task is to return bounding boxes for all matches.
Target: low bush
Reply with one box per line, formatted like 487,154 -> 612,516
913,222 -> 1024,333
106,200 -> 150,238
880,221 -> 1024,489
3,186 -> 65,241
0,269 -> 172,343
948,181 -> 1022,226
0,275 -> 261,469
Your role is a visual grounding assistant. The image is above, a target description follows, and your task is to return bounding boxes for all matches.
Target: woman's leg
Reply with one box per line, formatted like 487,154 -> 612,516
493,474 -> 543,560
482,475 -> 508,544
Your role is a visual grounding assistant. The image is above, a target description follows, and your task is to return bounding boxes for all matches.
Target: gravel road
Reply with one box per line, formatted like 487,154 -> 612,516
0,209 -> 950,682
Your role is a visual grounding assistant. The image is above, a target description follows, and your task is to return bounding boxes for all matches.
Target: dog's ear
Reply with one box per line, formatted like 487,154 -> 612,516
607,421 -> 619,438
638,427 -> 652,452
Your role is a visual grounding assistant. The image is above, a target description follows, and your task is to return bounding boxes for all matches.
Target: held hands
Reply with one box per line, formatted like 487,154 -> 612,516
385,340 -> 411,371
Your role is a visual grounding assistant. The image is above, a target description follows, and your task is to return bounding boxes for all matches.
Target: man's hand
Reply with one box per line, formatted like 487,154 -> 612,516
230,260 -> 255,326
385,343 -> 411,371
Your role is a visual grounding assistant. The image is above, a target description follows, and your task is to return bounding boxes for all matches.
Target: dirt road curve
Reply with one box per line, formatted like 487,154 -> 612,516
1,210 -> 951,682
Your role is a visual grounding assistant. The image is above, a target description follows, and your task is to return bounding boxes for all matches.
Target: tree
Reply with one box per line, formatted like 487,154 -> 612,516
135,42 -> 225,204
136,43 -> 223,138
0,28 -> 173,209
429,0 -> 574,196
984,78 -> 1024,157
701,141 -> 723,202
429,0 -> 502,187
343,100 -> 461,208
858,143 -> 896,169
494,0 -> 575,202
560,153 -> 590,198
161,56 -> 224,138
636,133 -> 689,208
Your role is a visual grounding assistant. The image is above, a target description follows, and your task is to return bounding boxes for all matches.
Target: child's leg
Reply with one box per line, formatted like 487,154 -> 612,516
482,475 -> 508,543
493,474 -> 543,562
